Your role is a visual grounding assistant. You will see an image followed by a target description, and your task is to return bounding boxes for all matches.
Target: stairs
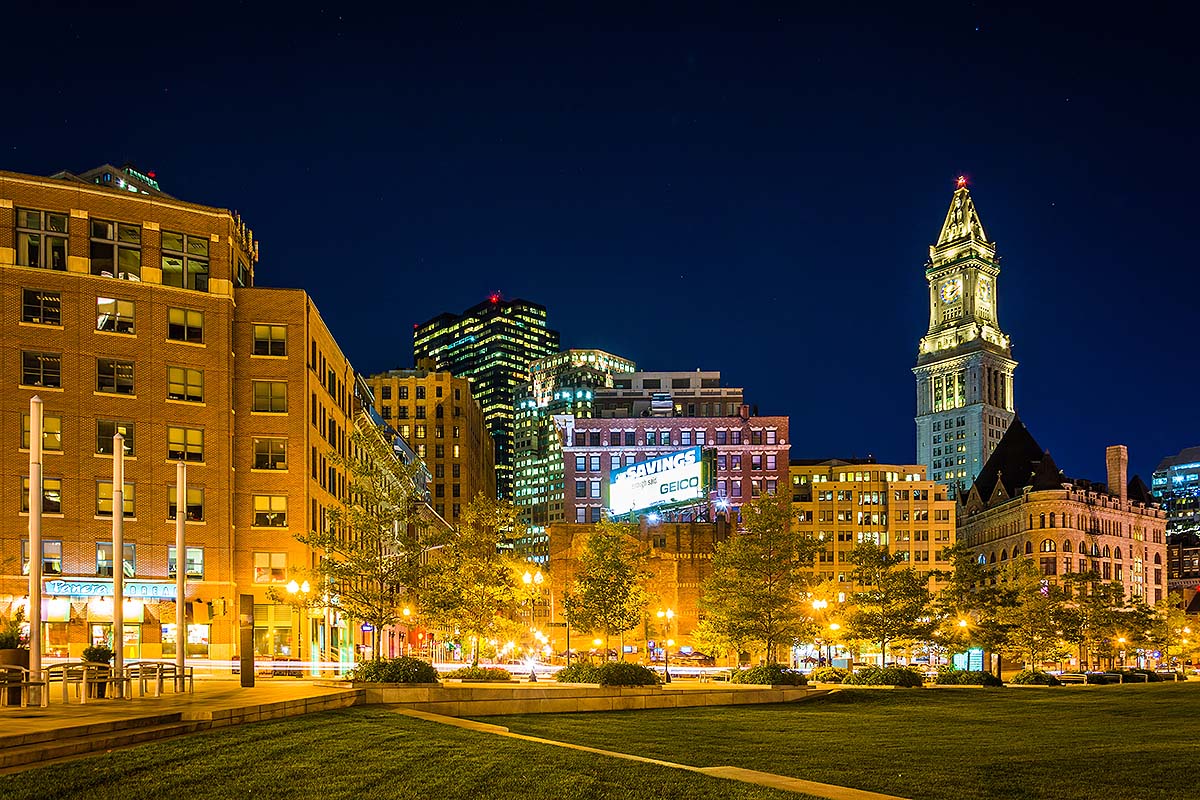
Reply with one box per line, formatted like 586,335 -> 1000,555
0,713 -> 206,770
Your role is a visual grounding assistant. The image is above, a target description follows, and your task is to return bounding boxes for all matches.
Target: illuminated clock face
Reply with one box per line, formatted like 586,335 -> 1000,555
940,277 -> 963,304
977,277 -> 993,305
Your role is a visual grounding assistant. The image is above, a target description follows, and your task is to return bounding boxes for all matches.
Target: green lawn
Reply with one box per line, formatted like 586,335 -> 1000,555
484,683 -> 1200,800
0,707 -> 812,800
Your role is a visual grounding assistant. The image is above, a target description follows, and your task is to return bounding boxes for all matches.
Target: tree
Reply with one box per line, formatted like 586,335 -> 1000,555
993,558 -> 1069,669
845,543 -> 934,664
423,494 -> 525,665
1058,570 -> 1131,669
698,492 -> 820,663
1144,593 -> 1195,668
569,520 -> 651,661
290,428 -> 441,659
934,542 -> 1009,666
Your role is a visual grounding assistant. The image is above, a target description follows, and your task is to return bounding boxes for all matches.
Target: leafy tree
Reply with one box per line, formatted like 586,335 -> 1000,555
423,494 -> 525,665
933,542 -> 1009,664
1059,571 -> 1132,669
569,520 -> 651,661
291,428 -> 442,659
698,492 -> 820,663
994,558 -> 1069,669
845,543 -> 934,664
1144,593 -> 1195,667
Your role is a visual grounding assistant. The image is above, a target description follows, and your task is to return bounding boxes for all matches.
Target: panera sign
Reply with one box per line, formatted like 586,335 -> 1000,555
44,579 -> 178,599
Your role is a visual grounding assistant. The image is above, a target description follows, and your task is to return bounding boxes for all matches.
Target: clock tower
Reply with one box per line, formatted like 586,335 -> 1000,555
914,177 -> 1017,491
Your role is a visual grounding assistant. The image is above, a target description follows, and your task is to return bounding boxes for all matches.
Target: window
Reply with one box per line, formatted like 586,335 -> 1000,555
416,386 -> 426,400
253,324 -> 287,356
575,480 -> 586,498
89,219 -> 141,280
398,386 -> 409,400
167,426 -> 204,462
96,480 -> 135,517
22,540 -> 62,575
22,351 -> 61,387
96,543 -> 136,577
97,358 -> 135,394
21,476 -> 62,513
766,430 -> 777,445
168,486 -> 205,521
576,507 -> 586,523
254,438 -> 287,470
168,546 -> 205,579
96,297 -> 135,333
253,552 -> 287,583
254,495 -> 287,527
16,208 -> 68,269
624,431 -> 636,446
253,381 -> 287,412
161,230 -> 209,291
766,454 -> 777,471
167,366 -> 204,402
380,385 -> 392,400
96,420 -> 135,455
22,413 -> 62,451
22,289 -> 61,325
168,308 -> 204,343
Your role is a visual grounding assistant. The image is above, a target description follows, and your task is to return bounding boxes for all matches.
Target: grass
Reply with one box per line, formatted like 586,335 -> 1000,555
0,707 -> 813,800
484,683 -> 1200,800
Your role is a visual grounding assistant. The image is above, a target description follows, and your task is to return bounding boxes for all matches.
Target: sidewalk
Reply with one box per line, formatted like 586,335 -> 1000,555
0,679 -> 360,740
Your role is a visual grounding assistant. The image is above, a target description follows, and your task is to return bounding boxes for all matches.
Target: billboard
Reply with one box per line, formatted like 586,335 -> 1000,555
609,446 -> 705,516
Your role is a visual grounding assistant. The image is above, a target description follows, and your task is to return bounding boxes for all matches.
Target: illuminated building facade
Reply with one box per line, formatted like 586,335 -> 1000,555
914,179 -> 1017,490
594,370 -> 743,419
1154,446 -> 1200,598
959,419 -> 1168,605
413,296 -> 559,498
789,460 -> 955,589
561,410 -> 790,524
513,349 -> 635,561
365,366 -> 495,523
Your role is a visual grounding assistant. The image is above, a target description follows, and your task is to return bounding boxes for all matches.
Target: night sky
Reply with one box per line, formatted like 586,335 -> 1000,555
5,3 -> 1195,482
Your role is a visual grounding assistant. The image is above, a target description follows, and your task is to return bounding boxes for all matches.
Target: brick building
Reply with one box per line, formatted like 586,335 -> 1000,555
365,366 -> 495,523
959,418 -> 1168,604
561,409 -> 790,523
0,164 -> 421,667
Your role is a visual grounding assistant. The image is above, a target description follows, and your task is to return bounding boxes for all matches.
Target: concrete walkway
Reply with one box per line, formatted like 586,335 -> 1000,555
393,707 -> 909,800
0,679 -> 359,739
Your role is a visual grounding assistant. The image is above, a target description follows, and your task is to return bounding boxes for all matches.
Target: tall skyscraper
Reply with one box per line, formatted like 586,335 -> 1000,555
413,296 -> 560,498
914,178 -> 1017,490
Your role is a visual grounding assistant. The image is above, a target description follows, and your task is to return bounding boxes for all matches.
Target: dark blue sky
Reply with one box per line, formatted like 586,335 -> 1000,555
6,3 -> 1195,481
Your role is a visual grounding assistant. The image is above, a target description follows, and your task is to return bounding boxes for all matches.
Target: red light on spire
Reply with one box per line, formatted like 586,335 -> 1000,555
956,175 -> 968,188
489,292 -> 501,304
147,170 -> 156,179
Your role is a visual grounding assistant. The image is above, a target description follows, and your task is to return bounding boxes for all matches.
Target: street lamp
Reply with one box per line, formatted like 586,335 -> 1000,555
657,608 -> 675,684
827,622 -> 841,668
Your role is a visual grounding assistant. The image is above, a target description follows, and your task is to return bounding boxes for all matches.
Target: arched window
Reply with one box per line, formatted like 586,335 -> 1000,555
1041,539 -> 1056,553
1029,515 -> 1034,530
1040,513 -> 1046,528
1050,513 -> 1056,528
1063,540 -> 1073,553
1092,543 -> 1100,557
1000,549 -> 1009,561
989,551 -> 997,564
1114,547 -> 1122,560
1154,552 -> 1162,564
1025,541 -> 1033,555
976,554 -> 986,565
1103,545 -> 1111,558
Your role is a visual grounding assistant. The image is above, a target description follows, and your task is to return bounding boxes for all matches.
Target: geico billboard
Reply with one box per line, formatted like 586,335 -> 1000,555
609,447 -> 704,516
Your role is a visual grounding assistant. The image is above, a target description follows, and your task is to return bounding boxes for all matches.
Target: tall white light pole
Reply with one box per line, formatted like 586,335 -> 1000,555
28,396 -> 44,698
112,432 -> 125,697
175,461 -> 187,688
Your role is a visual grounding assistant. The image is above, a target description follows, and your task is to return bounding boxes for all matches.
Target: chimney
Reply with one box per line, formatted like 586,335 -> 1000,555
1106,445 -> 1128,502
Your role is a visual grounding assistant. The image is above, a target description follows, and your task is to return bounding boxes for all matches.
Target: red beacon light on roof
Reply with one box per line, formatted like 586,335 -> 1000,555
488,293 -> 501,304
956,175 -> 968,188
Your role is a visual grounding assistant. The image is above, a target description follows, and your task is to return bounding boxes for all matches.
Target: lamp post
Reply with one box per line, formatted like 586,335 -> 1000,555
522,570 -> 544,681
287,579 -> 311,672
27,396 -> 43,703
811,599 -> 828,668
175,461 -> 187,690
828,622 -> 841,668
112,432 -> 125,697
657,608 -> 674,683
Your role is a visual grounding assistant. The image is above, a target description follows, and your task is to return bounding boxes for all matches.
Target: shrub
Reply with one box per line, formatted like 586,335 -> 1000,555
349,656 -> 438,684
730,663 -> 808,686
555,663 -> 600,683
82,645 -> 114,665
809,666 -> 850,683
842,666 -> 924,687
934,667 -> 1003,686
1117,668 -> 1161,683
593,662 -> 661,686
1010,670 -> 1060,685
443,666 -> 513,682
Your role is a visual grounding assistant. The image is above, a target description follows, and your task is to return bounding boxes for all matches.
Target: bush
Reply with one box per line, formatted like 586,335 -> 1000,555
934,667 -> 1003,686
82,645 -> 114,665
809,666 -> 849,683
1117,668 -> 1161,682
349,656 -> 438,684
593,662 -> 661,686
1009,669 -> 1060,685
443,666 -> 514,682
730,663 -> 808,686
555,663 -> 600,683
842,666 -> 924,687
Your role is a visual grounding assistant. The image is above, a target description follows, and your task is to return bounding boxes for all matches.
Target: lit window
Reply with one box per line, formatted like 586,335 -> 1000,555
21,288 -> 61,325
167,366 -> 204,402
16,208 -> 68,269
252,381 -> 287,412
253,324 -> 287,356
21,540 -> 62,575
89,219 -> 142,280
253,438 -> 287,470
168,486 -> 205,522
168,308 -> 204,343
253,495 -> 287,527
22,351 -> 62,388
161,230 -> 209,291
167,426 -> 204,462
168,546 -> 204,579
96,542 -> 136,577
96,480 -> 135,517
22,413 -> 62,451
253,552 -> 287,583
96,420 -> 135,455
96,297 -> 136,334
21,476 -> 63,514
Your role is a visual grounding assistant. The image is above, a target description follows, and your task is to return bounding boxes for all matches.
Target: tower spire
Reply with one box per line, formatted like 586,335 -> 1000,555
935,177 -> 988,248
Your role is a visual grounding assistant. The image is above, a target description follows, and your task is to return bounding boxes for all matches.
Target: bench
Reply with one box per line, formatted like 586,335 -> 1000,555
125,661 -> 195,696
0,665 -> 49,708
1056,672 -> 1088,684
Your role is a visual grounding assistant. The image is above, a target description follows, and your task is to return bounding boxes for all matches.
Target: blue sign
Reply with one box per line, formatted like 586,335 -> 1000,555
44,579 -> 177,599
361,623 -> 374,632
